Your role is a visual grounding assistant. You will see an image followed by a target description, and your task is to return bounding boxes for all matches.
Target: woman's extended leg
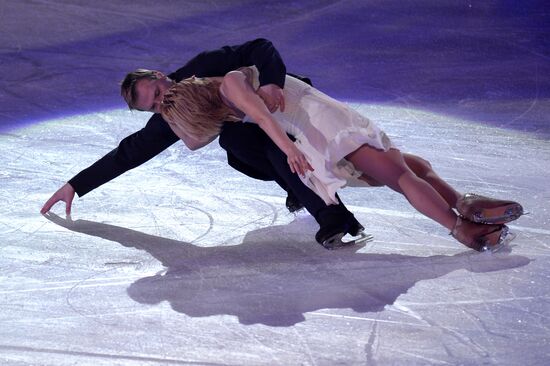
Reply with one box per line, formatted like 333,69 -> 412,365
346,146 -> 457,230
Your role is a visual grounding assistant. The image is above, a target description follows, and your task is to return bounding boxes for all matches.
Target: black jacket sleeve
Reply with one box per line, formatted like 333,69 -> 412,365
169,38 -> 286,87
68,38 -> 286,197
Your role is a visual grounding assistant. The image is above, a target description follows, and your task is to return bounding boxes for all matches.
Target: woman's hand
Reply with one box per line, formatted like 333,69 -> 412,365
286,144 -> 313,176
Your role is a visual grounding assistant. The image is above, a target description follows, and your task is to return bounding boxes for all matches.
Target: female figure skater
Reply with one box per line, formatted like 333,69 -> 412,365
130,66 -> 523,252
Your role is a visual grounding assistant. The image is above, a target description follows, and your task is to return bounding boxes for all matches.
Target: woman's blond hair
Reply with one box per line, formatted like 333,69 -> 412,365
161,77 -> 237,140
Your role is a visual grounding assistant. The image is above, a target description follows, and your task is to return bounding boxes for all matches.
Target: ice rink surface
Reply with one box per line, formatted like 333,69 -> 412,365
1,1 -> 549,365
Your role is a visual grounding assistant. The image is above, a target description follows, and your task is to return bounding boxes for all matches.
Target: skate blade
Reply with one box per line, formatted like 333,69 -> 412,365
321,232 -> 374,250
480,227 -> 516,253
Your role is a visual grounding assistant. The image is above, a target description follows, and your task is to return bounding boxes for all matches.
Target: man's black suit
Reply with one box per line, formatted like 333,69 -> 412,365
67,38 -> 360,242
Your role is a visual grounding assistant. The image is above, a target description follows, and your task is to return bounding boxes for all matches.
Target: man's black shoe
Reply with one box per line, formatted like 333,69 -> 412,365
315,210 -> 369,250
315,221 -> 352,249
349,220 -> 365,236
285,190 -> 304,213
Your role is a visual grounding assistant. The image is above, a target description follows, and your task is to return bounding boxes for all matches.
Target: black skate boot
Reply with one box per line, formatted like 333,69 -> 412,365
315,209 -> 372,250
285,190 -> 304,213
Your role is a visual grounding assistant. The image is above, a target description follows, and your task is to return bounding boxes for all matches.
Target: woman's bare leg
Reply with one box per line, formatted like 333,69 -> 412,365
402,153 -> 462,208
346,146 -> 457,230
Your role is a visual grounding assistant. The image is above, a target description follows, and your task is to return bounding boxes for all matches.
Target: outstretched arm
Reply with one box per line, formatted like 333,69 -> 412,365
41,117 -> 178,214
220,71 -> 312,175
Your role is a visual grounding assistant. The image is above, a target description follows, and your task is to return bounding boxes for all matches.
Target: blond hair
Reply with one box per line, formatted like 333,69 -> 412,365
161,77 -> 237,140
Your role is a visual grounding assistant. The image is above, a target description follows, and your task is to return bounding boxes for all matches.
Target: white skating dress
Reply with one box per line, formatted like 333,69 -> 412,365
241,66 -> 395,205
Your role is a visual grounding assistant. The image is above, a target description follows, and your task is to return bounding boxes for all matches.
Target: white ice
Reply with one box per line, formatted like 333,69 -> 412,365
1,1 -> 549,365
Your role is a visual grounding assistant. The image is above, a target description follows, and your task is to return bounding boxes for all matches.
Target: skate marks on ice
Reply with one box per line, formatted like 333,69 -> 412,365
45,213 -> 530,327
